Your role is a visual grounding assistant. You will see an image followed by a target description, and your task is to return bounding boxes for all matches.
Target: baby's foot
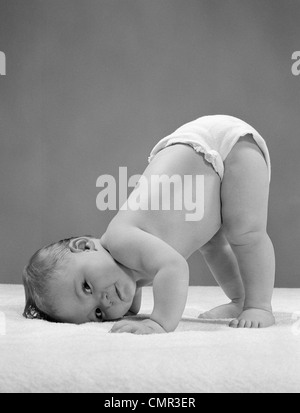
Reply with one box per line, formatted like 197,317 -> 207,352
229,308 -> 275,329
198,301 -> 244,320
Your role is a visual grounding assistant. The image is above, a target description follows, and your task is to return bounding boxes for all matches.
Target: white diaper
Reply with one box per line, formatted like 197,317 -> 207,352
148,115 -> 271,182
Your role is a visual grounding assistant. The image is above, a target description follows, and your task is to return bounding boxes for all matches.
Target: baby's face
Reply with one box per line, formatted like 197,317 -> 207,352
49,239 -> 137,324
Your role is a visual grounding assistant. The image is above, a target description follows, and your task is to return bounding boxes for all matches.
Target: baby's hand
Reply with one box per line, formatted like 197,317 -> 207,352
110,319 -> 166,334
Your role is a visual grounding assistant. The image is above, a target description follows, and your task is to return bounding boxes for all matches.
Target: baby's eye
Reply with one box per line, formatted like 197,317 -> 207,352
95,308 -> 102,321
83,281 -> 92,294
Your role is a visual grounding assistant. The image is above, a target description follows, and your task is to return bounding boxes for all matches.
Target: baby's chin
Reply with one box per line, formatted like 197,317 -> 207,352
117,279 -> 136,304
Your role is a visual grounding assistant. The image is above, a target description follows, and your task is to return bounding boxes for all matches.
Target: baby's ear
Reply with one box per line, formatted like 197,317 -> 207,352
69,237 -> 96,253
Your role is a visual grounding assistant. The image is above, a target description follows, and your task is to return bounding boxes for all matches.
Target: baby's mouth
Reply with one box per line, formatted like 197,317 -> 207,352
115,284 -> 123,301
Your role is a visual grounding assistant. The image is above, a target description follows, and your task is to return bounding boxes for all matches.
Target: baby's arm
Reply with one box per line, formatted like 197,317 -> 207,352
105,225 -> 189,334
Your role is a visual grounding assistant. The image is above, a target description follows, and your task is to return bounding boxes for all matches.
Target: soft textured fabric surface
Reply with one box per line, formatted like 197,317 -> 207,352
0,284 -> 300,393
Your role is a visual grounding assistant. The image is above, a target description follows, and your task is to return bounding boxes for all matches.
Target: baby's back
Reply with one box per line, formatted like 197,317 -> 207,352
109,143 -> 222,259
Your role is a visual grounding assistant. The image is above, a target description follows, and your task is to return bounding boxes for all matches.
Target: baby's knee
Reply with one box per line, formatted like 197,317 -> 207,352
223,220 -> 267,247
200,227 -> 227,253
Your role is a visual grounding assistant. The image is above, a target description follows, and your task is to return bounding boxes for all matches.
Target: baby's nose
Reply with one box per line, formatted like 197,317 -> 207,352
99,292 -> 112,309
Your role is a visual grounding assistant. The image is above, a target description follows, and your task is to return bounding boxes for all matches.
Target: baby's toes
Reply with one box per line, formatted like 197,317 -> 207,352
243,320 -> 252,328
237,319 -> 247,328
251,320 -> 259,328
229,319 -> 239,328
229,319 -> 253,328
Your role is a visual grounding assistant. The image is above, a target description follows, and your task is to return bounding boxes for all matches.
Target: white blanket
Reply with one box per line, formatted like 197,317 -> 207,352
1,284 -> 300,393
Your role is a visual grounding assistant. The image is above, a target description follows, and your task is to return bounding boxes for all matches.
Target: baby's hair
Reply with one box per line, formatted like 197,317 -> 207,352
22,235 -> 94,322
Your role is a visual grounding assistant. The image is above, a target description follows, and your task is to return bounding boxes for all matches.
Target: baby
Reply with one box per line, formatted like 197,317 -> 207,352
23,115 -> 275,334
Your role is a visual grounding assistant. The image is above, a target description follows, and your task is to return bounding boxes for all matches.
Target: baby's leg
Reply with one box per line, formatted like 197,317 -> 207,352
199,227 -> 245,319
222,135 -> 275,328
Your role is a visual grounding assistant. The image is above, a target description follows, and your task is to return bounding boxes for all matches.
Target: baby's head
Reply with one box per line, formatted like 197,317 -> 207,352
23,236 -> 137,324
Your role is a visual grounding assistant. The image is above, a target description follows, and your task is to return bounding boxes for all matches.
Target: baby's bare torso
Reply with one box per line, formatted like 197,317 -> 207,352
110,144 -> 222,259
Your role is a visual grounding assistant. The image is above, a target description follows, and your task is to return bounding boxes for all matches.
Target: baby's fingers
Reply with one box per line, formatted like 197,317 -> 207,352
114,326 -> 138,333
110,321 -> 138,334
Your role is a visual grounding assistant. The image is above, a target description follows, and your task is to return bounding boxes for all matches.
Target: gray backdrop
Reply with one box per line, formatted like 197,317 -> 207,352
0,0 -> 299,287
